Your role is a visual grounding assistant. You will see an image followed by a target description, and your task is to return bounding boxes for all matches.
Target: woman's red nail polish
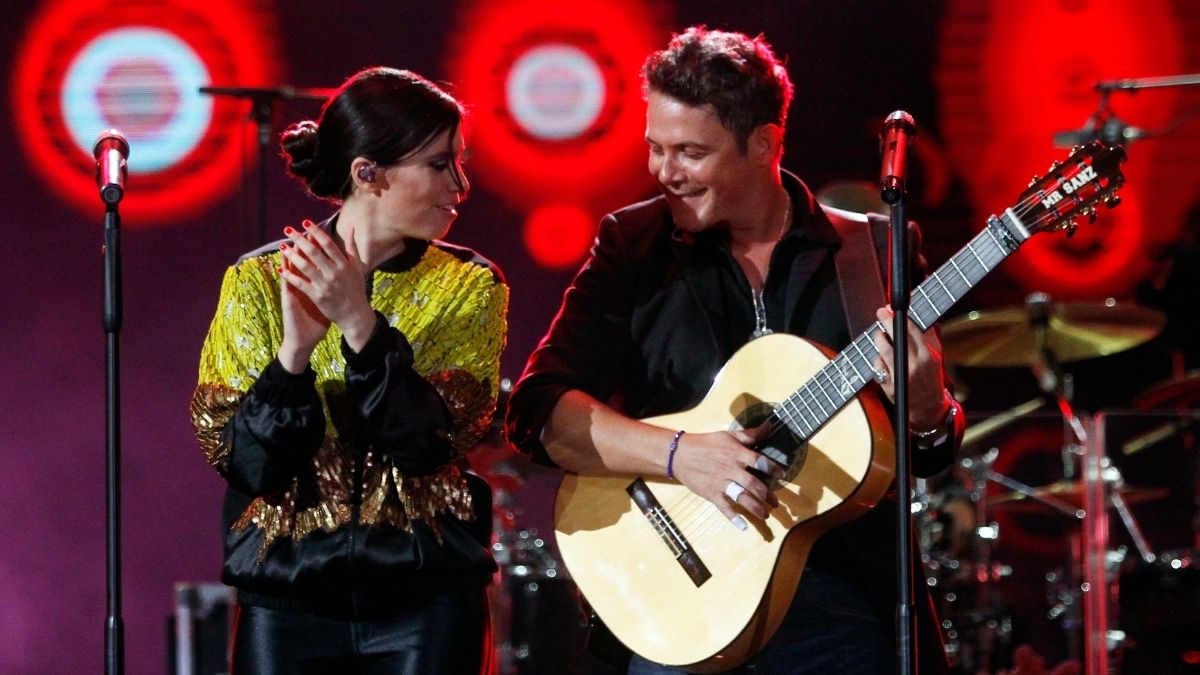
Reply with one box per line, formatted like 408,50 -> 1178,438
284,226 -> 296,235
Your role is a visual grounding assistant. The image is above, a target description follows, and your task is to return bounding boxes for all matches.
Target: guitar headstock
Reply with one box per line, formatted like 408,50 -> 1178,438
1017,141 -> 1126,237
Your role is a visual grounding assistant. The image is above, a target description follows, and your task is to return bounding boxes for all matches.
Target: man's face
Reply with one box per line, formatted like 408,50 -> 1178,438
645,91 -> 758,233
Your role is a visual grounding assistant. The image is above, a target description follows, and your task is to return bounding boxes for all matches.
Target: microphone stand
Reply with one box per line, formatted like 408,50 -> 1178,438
883,156 -> 914,675
1053,73 -> 1200,148
198,86 -> 333,244
1095,72 -> 1200,92
102,168 -> 125,675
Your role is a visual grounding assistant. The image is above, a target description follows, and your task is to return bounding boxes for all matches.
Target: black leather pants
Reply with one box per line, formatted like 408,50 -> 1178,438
231,583 -> 487,675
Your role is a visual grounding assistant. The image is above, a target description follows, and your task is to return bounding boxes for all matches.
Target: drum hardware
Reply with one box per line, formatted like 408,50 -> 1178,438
1121,415 -> 1199,456
493,528 -> 560,578
989,475 -> 1166,512
923,448 -> 1021,674
1046,547 -> 1129,621
1125,371 -> 1200,456
964,449 -> 1084,520
961,398 -> 1046,450
1114,547 -> 1200,673
1134,369 -> 1200,409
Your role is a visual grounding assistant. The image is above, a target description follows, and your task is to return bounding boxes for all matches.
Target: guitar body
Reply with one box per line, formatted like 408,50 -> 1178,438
554,333 -> 896,671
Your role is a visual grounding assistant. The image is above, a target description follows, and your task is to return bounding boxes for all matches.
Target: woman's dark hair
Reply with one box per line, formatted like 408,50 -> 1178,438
281,67 -> 464,201
642,27 -> 793,154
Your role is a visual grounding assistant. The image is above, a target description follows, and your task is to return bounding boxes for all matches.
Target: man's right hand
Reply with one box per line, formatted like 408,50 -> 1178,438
670,424 -> 783,528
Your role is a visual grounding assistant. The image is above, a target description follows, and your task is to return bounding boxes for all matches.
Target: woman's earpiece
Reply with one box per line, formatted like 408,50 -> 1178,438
357,163 -> 377,183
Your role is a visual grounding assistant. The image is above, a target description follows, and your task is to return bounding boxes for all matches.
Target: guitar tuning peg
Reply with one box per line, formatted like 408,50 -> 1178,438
1065,220 -> 1078,238
1105,194 -> 1122,209
1088,208 -> 1098,224
1028,175 -> 1041,188
1049,160 -> 1062,171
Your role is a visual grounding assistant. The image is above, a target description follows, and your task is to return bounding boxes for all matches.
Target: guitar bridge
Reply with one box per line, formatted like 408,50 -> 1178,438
626,478 -> 712,587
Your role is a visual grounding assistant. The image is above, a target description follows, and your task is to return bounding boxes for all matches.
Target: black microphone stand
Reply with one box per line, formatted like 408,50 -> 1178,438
198,86 -> 333,244
101,153 -> 125,675
1053,72 -> 1200,148
882,130 -> 914,675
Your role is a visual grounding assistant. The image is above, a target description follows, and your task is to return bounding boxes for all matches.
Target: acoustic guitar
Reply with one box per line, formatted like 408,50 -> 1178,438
553,142 -> 1127,671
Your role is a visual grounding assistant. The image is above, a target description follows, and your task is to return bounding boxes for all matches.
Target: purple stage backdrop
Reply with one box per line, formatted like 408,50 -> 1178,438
2,2 -> 1196,674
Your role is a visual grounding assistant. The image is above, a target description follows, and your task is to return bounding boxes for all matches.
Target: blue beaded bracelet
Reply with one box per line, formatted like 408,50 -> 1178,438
666,430 -> 686,479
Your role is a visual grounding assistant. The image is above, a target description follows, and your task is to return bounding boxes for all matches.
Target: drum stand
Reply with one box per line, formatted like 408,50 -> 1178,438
941,292 -> 1165,672
1025,293 -> 1157,674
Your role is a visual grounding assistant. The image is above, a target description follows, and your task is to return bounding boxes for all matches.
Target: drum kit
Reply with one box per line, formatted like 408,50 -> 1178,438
924,293 -> 1200,673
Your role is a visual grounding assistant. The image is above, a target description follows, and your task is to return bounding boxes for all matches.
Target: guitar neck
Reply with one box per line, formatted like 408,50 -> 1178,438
774,208 -> 1030,441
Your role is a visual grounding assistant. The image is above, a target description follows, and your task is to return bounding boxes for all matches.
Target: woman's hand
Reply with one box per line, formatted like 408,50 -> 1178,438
279,221 -> 377,353
277,226 -> 331,373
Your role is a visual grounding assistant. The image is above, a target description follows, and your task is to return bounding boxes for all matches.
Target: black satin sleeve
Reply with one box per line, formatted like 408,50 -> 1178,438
222,358 -> 326,495
342,312 -> 455,476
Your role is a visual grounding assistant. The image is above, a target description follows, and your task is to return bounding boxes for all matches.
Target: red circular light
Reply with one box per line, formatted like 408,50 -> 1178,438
523,204 -> 597,269
12,0 -> 280,226
448,0 -> 665,268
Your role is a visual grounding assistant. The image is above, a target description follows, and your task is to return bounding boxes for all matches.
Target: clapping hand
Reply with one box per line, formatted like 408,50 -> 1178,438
277,221 -> 376,372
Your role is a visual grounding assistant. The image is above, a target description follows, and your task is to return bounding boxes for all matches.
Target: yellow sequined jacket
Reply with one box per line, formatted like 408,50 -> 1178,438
190,219 -> 507,617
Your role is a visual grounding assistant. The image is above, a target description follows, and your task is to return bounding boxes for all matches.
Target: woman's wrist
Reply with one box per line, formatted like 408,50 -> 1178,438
338,307 -> 378,354
277,342 -> 314,374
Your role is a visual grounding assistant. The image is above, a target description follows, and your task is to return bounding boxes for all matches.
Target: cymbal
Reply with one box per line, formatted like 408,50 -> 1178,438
941,300 -> 1165,368
962,397 -> 1044,448
1135,369 -> 1200,408
991,480 -> 1168,513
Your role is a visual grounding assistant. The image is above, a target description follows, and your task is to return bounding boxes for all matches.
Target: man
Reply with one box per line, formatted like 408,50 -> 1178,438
506,27 -> 963,674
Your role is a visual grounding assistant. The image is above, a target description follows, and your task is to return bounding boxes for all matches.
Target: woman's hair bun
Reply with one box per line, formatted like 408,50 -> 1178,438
280,120 -> 322,182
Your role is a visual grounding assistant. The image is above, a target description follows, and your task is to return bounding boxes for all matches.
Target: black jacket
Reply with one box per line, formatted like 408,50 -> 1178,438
192,219 -> 508,619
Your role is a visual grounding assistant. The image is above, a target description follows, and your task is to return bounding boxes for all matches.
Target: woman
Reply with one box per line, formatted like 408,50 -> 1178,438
190,67 -> 507,673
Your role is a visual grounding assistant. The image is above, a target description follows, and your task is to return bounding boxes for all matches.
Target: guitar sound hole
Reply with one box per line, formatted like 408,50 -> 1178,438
731,402 -> 806,487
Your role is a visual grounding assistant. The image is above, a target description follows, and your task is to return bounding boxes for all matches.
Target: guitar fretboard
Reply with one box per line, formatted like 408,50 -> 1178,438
773,209 -> 1028,441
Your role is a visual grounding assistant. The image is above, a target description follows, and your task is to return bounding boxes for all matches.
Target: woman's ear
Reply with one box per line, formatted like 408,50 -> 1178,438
349,157 -> 379,193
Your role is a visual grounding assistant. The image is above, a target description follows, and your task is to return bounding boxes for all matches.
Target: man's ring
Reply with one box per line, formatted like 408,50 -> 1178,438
873,369 -> 889,384
724,480 -> 746,502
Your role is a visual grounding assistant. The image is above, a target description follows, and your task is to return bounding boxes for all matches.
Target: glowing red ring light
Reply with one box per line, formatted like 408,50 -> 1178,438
12,0 -> 279,226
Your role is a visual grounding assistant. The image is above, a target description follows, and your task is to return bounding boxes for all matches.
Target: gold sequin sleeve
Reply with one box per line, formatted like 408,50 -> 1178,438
189,255 -> 283,468
411,259 -> 508,456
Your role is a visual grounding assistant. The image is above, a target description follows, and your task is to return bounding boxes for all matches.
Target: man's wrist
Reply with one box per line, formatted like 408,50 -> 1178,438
912,392 -> 957,447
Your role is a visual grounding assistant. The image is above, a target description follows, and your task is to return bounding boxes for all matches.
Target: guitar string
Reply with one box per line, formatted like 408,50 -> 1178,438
658,483 -> 712,528
670,493 -> 719,541
669,493 -> 709,530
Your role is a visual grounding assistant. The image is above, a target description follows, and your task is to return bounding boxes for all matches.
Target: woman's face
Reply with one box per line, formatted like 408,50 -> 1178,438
375,125 -> 469,242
